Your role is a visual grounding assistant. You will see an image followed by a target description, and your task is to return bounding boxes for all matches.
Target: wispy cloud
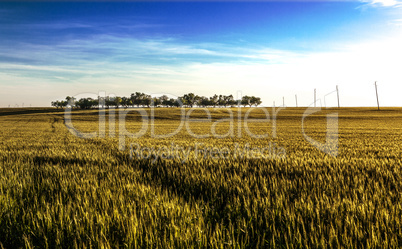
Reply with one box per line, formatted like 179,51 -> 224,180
388,18 -> 402,26
0,34 -> 298,79
360,0 -> 402,7
2,29 -> 402,106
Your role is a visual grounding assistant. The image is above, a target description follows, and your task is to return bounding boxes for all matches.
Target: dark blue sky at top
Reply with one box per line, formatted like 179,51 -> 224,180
1,1 -> 380,51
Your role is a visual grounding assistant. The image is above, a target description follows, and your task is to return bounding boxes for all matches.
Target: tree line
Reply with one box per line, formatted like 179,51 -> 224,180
51,92 -> 262,109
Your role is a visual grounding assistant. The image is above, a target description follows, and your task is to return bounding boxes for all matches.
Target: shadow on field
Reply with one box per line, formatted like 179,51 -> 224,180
0,108 -> 65,117
29,139 -> 250,231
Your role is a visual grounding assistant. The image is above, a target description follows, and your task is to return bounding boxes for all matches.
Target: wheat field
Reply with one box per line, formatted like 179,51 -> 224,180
1,107 -> 402,248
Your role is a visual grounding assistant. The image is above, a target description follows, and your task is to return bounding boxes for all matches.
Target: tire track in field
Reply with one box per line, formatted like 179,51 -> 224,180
43,113 -> 65,133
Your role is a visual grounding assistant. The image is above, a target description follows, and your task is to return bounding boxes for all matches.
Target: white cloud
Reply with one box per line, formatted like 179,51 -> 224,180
1,28 -> 402,107
145,30 -> 402,107
360,0 -> 402,7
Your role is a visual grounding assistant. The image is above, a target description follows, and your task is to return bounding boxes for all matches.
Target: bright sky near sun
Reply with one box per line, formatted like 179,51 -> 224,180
1,1 -> 402,107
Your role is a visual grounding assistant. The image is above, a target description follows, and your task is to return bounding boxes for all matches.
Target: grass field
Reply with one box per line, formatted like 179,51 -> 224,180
1,107 -> 402,248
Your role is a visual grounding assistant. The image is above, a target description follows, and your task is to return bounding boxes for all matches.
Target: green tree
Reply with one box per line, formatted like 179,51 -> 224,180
209,94 -> 218,107
183,93 -> 197,107
241,96 -> 252,107
76,98 -> 98,109
250,96 -> 262,107
113,97 -> 122,107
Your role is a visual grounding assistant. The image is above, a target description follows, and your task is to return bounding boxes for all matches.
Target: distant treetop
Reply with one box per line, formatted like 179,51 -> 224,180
51,93 -> 262,109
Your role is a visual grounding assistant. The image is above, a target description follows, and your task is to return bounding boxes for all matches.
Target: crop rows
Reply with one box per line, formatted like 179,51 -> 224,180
1,107 -> 402,248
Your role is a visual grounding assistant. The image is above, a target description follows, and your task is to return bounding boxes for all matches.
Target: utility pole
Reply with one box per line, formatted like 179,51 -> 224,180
283,97 -> 285,107
295,94 -> 298,107
314,89 -> 316,107
273,101 -> 275,107
375,81 -> 380,110
336,85 -> 340,108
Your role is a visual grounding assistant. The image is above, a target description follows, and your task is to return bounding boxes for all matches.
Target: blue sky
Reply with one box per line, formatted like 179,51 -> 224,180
1,1 -> 402,107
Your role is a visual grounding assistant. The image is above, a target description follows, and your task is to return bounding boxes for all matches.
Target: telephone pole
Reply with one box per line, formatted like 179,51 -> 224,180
314,89 -> 316,107
336,85 -> 340,108
295,94 -> 298,107
375,81 -> 380,110
283,97 -> 285,107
